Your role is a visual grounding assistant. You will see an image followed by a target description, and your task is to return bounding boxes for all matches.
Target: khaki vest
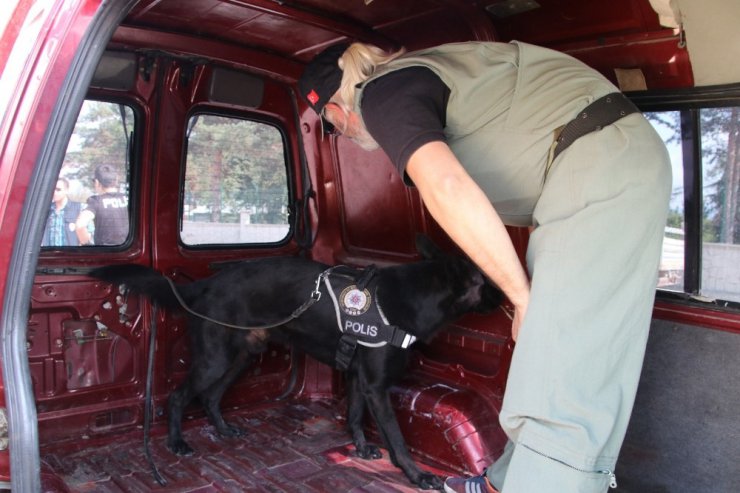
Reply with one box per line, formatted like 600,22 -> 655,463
355,41 -> 617,226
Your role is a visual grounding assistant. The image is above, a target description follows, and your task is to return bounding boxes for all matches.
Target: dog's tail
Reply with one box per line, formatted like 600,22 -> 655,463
89,264 -> 182,310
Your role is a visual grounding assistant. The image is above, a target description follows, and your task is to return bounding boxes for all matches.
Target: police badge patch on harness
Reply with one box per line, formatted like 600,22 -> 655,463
339,285 -> 372,317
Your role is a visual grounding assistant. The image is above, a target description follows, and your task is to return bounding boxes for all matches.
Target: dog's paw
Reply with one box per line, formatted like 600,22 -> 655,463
415,472 -> 443,490
167,439 -> 195,456
355,443 -> 383,460
218,424 -> 246,438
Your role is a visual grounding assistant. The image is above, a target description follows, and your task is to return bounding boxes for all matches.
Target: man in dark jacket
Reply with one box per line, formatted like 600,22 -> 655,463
42,177 -> 82,247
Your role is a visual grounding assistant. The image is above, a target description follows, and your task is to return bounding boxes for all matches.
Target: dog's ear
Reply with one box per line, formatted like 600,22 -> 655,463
415,233 -> 444,260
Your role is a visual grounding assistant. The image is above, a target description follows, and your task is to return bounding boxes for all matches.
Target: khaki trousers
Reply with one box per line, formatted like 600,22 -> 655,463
488,113 -> 672,493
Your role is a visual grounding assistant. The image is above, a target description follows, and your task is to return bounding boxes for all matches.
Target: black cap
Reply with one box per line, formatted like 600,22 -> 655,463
298,43 -> 349,115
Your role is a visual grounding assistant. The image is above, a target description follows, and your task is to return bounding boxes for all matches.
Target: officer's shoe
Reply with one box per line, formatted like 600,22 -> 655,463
443,473 -> 499,493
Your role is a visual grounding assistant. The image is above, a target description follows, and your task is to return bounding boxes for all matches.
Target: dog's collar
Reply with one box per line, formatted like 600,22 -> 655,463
322,266 -> 417,369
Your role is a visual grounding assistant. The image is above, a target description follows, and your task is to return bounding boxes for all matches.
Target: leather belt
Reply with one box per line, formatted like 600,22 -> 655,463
548,92 -> 640,168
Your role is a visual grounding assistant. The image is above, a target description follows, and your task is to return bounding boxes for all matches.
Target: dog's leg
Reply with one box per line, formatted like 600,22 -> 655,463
346,373 -> 382,460
166,375 -> 205,455
166,356 -> 231,455
362,378 -> 443,490
199,346 -> 253,438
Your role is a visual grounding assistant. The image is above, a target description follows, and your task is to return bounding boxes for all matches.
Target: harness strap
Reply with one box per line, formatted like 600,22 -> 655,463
388,329 -> 416,348
335,334 -> 358,371
355,264 -> 377,290
375,297 -> 417,348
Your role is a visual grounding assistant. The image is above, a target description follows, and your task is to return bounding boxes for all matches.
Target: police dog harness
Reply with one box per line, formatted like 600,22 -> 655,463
321,266 -> 417,369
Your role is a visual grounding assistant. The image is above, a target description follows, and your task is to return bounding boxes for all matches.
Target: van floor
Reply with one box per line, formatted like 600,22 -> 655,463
39,398 -> 448,493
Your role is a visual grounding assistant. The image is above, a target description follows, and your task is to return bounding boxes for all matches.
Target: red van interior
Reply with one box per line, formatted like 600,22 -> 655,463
1,1 -> 738,492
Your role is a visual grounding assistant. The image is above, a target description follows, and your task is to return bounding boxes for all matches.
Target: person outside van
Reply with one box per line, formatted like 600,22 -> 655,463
298,41 -> 671,493
75,164 -> 129,246
42,177 -> 83,247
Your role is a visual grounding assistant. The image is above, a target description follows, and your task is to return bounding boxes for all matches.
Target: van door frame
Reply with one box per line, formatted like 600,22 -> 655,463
0,1 -> 137,490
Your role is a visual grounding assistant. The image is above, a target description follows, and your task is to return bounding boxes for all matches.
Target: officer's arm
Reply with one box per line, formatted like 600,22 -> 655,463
75,209 -> 94,245
406,140 -> 530,340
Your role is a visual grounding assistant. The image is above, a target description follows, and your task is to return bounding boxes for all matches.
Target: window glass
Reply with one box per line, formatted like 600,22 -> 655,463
182,114 -> 290,246
646,111 -> 685,292
648,106 -> 740,302
42,100 -> 133,248
700,107 -> 740,301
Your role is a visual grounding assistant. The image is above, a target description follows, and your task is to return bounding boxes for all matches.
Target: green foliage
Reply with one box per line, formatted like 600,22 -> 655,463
666,208 -> 683,229
61,103 -> 289,226
699,107 -> 740,243
184,114 -> 288,224
62,101 -> 132,201
646,108 -> 740,244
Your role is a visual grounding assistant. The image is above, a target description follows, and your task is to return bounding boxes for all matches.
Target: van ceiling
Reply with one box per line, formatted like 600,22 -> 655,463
123,0 -> 668,60
118,0 -> 739,89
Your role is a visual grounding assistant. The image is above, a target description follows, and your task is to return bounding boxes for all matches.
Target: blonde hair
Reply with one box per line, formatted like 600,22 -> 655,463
335,42 -> 406,112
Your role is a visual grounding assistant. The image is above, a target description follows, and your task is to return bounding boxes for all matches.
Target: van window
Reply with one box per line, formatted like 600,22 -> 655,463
647,111 -> 685,292
181,114 -> 290,246
41,100 -> 133,248
647,105 -> 740,302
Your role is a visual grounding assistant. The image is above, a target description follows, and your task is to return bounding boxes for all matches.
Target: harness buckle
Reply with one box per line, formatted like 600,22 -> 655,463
312,267 -> 336,302
335,334 -> 358,370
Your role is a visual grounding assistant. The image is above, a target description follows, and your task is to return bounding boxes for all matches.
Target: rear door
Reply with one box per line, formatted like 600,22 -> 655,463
1,1 -> 140,489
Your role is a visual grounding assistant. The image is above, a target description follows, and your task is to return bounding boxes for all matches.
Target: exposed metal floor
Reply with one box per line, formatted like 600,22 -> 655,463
40,399 -> 448,492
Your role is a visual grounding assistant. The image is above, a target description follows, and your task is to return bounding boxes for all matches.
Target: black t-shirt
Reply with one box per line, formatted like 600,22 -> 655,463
361,67 -> 451,181
87,192 -> 129,245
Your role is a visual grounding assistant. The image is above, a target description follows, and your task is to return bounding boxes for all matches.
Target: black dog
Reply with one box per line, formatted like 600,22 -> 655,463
89,235 -> 503,490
